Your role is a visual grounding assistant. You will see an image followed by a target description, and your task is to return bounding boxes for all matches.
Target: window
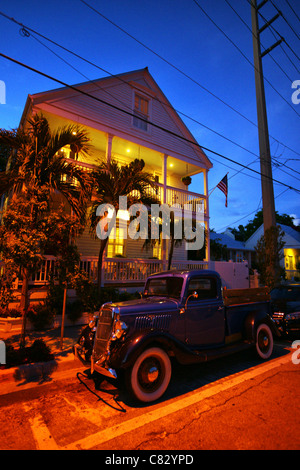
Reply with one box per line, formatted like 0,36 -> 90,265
144,276 -> 183,299
133,94 -> 149,131
152,244 -> 162,260
106,226 -> 126,258
187,277 -> 218,300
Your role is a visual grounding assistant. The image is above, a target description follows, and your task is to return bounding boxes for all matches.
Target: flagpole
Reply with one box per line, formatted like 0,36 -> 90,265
208,172 -> 228,197
208,186 -> 217,197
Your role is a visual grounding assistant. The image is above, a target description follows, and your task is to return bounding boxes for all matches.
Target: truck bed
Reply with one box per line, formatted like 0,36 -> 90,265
223,287 -> 270,306
223,287 -> 271,338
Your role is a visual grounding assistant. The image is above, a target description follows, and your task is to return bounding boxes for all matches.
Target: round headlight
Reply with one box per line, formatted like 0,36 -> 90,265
112,320 -> 128,340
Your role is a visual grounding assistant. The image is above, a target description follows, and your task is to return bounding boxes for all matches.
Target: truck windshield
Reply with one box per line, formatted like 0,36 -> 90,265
144,277 -> 184,299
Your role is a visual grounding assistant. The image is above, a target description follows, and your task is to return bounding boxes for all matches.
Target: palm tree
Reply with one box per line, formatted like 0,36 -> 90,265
89,158 -> 159,291
0,113 -> 92,341
0,113 -> 92,218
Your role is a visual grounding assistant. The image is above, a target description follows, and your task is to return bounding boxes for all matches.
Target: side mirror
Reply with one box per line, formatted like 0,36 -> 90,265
180,291 -> 198,314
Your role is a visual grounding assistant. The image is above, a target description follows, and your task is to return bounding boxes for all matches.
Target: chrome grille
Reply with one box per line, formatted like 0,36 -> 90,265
135,314 -> 171,331
94,308 -> 113,358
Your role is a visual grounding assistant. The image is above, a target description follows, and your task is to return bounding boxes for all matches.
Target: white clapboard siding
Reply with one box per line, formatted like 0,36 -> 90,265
32,69 -> 208,167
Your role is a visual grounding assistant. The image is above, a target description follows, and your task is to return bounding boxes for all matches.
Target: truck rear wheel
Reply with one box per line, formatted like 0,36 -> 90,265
255,323 -> 274,360
126,347 -> 172,403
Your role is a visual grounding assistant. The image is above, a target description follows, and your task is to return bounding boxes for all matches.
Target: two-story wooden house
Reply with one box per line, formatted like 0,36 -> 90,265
20,68 -> 212,286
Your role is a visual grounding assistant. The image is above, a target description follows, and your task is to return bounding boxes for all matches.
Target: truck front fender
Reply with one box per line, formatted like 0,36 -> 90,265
108,330 -> 205,370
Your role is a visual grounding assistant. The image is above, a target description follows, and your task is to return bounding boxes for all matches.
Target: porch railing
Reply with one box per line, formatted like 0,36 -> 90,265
104,258 -> 162,283
26,256 -> 163,285
13,256 -> 209,286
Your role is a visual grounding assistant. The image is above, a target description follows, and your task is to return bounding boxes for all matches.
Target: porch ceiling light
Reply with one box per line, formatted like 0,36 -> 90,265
118,209 -> 130,221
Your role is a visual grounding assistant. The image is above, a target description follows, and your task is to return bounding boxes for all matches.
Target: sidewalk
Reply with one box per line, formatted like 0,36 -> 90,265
0,324 -> 86,395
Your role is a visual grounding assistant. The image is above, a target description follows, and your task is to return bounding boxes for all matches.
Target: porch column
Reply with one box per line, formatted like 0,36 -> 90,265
203,169 -> 210,262
161,154 -> 168,203
106,133 -> 114,163
161,154 -> 168,269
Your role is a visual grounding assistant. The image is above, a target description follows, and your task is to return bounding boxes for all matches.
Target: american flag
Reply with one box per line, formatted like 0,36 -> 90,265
217,174 -> 228,207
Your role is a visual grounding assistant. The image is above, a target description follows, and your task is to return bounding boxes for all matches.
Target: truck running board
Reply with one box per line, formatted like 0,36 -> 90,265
194,340 -> 254,363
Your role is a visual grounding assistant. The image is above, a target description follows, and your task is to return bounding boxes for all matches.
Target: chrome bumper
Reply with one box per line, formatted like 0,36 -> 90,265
73,343 -> 90,366
74,344 -> 117,379
92,354 -> 117,379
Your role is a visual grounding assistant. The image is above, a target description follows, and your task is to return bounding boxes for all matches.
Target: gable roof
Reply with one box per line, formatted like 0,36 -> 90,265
279,224 -> 300,246
20,68 -> 212,170
245,223 -> 300,250
210,231 -> 251,251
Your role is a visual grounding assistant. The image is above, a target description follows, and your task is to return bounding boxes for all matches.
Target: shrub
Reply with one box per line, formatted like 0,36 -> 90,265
6,339 -> 54,367
0,307 -> 22,318
27,303 -> 55,331
28,339 -> 54,363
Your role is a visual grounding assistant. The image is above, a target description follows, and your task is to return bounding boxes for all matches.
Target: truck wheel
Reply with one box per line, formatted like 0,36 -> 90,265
255,323 -> 273,360
126,347 -> 172,403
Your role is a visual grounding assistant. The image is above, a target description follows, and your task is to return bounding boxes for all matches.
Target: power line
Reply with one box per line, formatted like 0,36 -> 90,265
19,18 -> 300,185
215,187 -> 290,232
192,0 -> 300,119
1,8 -> 300,161
284,0 -> 300,25
270,0 -> 300,41
78,0 -> 262,128
1,50 -> 299,197
226,0 -> 300,78
0,11 -> 267,164
77,0 -> 300,150
0,9 -> 286,195
18,21 -> 273,182
256,5 -> 300,68
0,10 -> 293,188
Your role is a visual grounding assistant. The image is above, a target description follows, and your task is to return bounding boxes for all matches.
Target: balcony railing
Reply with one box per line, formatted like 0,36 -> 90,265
166,185 -> 206,213
131,183 -> 206,214
67,156 -> 207,215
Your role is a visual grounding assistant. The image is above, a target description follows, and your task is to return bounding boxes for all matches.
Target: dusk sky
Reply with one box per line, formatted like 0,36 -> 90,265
0,0 -> 299,233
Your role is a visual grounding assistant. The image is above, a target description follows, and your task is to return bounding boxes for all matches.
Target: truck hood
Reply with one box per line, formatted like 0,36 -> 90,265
113,297 -> 180,315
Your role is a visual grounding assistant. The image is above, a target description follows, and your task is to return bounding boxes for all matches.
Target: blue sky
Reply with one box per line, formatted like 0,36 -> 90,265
0,0 -> 299,233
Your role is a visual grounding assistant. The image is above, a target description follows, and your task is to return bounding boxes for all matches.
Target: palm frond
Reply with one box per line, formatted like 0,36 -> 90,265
48,124 -> 91,160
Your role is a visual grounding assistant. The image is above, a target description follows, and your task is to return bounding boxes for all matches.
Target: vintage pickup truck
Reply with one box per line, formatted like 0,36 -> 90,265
74,269 -> 280,403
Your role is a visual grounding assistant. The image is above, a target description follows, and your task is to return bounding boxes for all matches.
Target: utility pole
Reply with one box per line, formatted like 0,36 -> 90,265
251,0 -> 282,233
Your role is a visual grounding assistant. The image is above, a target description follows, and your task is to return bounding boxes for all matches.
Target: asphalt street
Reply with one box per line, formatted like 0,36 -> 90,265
0,338 -> 299,451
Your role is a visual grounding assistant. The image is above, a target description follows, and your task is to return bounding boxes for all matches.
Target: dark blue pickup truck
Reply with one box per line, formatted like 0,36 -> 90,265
74,269 -> 280,403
